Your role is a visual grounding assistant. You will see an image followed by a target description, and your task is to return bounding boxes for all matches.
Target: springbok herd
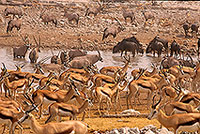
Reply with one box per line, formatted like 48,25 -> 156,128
1,1 -> 200,134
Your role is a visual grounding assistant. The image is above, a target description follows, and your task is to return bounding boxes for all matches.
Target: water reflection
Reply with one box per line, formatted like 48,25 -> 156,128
0,46 -> 198,76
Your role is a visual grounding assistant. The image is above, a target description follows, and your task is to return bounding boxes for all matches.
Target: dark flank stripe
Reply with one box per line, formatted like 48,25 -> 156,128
173,106 -> 188,112
102,79 -> 114,84
0,113 -> 13,120
178,119 -> 200,127
72,77 -> 84,84
182,98 -> 193,103
44,95 -> 58,102
17,84 -> 25,88
58,106 -> 74,114
32,75 -> 40,81
100,90 -> 111,98
138,83 -> 151,89
165,89 -> 170,97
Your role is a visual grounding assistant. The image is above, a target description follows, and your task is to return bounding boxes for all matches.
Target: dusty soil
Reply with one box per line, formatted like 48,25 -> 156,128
0,1 -> 199,51
0,1 -> 200,133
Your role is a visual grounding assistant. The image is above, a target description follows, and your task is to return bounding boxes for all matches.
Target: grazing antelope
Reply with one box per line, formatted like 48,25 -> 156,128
191,23 -> 199,37
179,93 -> 200,107
19,113 -> 88,134
102,18 -> 125,41
141,10 -> 155,26
163,101 -> 199,116
95,73 -> 128,115
13,34 -> 31,59
85,1 -> 104,17
64,9 -> 79,25
60,50 -> 68,64
183,23 -> 190,37
40,11 -> 57,26
29,35 -> 41,63
69,49 -> 102,69
58,68 -> 90,81
4,7 -> 23,18
45,98 -> 92,123
68,49 -> 87,61
100,56 -> 130,78
0,72 -> 31,99
148,95 -> 200,134
32,81 -> 82,118
7,19 -> 22,33
122,9 -> 137,25
0,98 -> 37,134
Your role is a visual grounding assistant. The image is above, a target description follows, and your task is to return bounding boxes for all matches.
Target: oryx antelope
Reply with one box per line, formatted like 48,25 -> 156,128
29,35 -> 41,63
7,19 -> 22,33
102,18 -> 125,41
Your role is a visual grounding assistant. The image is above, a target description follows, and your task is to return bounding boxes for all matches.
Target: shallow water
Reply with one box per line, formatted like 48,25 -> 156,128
0,47 -> 197,76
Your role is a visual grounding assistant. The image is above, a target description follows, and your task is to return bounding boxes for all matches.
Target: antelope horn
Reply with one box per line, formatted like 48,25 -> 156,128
69,78 -> 81,96
33,35 -> 39,46
154,95 -> 162,108
2,63 -> 6,70
28,79 -> 34,87
20,63 -> 26,69
23,93 -> 39,112
114,17 -> 122,26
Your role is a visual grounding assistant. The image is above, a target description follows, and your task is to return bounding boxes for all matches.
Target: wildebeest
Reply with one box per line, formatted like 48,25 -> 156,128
183,23 -> 190,37
4,7 -> 23,18
102,18 -> 125,41
85,1 -> 104,17
68,49 -> 87,61
146,40 -> 164,57
154,36 -> 169,55
113,39 -> 143,57
191,23 -> 199,37
29,36 -> 41,63
69,50 -> 103,69
64,9 -> 79,25
40,12 -> 57,26
170,40 -> 180,57
7,19 -> 22,33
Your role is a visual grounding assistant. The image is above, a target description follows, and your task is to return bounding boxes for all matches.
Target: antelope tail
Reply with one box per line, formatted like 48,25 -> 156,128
102,28 -> 108,41
85,8 -> 89,16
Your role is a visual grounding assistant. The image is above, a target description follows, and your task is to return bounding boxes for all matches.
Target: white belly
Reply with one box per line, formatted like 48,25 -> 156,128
173,109 -> 187,115
43,97 -> 56,106
0,118 -> 11,125
138,86 -> 151,93
177,122 -> 200,132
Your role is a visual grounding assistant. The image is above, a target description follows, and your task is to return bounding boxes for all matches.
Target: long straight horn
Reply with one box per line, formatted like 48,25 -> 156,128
39,35 -> 41,47
69,78 -> 81,96
33,35 -> 39,46
2,63 -> 7,72
114,17 -> 122,27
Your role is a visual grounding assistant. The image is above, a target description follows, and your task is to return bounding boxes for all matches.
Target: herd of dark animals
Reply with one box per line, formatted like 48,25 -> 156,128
3,3 -> 200,70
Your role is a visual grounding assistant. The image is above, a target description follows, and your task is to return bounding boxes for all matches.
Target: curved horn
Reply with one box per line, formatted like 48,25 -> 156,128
2,63 -> 6,70
154,95 -> 162,108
